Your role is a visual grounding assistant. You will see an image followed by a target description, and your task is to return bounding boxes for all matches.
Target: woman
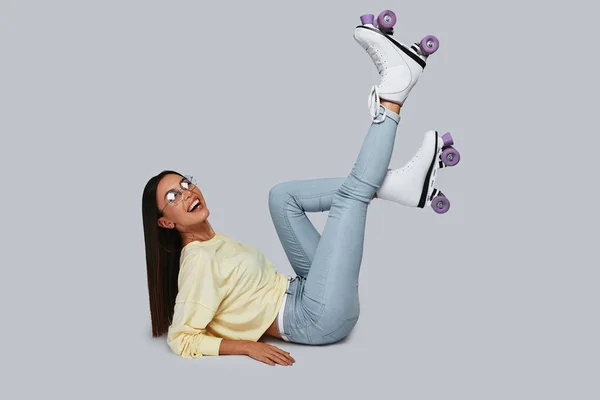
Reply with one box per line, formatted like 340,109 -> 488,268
142,13 -> 455,365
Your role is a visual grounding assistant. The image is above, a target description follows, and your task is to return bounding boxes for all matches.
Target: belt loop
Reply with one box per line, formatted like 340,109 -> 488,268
285,275 -> 295,294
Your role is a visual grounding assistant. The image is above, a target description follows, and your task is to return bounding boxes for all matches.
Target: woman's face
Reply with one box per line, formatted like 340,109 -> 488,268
156,174 -> 209,229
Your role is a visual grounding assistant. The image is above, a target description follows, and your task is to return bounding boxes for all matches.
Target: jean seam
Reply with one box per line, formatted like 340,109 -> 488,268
284,189 -> 340,329
357,122 -> 381,189
312,177 -> 362,327
294,188 -> 341,316
294,189 -> 339,203
281,188 -> 340,275
281,200 -> 311,276
306,325 -> 314,344
309,199 -> 345,327
341,122 -> 384,203
286,279 -> 315,332
322,315 -> 359,339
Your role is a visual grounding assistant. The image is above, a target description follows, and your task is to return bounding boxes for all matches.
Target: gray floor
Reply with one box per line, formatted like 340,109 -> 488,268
2,1 -> 598,399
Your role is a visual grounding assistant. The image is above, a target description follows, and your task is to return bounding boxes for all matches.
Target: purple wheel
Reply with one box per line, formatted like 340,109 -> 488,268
377,10 -> 397,30
431,194 -> 450,214
441,131 -> 454,147
441,146 -> 460,167
419,35 -> 439,55
360,14 -> 375,25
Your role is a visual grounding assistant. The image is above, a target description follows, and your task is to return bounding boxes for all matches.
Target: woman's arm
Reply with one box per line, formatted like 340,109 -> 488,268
219,339 -> 252,355
219,339 -> 295,366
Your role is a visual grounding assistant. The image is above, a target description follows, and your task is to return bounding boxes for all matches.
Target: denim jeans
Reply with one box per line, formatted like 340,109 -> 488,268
268,105 -> 400,345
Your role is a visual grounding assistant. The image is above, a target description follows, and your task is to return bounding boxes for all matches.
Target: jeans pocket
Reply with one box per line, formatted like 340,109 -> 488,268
321,315 -> 359,344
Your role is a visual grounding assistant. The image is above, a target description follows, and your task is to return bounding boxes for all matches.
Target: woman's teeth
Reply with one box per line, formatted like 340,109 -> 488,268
189,199 -> 202,212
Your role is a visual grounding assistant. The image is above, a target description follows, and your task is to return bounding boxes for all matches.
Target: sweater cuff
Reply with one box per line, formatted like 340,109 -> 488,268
199,335 -> 223,356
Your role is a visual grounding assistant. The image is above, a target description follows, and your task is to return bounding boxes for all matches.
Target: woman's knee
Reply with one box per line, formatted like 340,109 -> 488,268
268,182 -> 293,211
336,174 -> 376,204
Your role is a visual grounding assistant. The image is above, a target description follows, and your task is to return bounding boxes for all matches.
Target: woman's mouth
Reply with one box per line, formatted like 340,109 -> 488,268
188,199 -> 203,212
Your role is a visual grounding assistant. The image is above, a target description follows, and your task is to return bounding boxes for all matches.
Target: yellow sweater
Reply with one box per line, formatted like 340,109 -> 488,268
167,231 -> 289,358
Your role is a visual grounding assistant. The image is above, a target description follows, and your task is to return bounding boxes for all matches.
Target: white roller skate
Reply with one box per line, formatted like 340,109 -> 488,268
354,10 -> 439,122
376,130 -> 461,214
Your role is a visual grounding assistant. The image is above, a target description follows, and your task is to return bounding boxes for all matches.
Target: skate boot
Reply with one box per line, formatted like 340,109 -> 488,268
354,10 -> 439,122
376,130 -> 460,214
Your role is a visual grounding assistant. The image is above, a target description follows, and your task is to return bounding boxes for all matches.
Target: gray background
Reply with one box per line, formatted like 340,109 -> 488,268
1,0 -> 598,398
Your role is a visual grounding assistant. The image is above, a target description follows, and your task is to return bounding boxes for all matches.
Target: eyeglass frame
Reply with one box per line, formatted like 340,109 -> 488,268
158,174 -> 198,216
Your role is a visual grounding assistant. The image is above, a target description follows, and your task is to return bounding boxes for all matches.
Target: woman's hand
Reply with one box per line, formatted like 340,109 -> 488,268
245,342 -> 295,366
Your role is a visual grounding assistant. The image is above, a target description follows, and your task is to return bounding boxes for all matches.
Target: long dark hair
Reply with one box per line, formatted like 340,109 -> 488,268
142,170 -> 185,337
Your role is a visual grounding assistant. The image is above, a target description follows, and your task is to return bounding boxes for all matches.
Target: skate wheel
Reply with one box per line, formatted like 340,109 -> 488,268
441,131 -> 454,147
431,193 -> 450,214
419,35 -> 439,55
377,10 -> 397,30
360,14 -> 375,25
441,146 -> 460,167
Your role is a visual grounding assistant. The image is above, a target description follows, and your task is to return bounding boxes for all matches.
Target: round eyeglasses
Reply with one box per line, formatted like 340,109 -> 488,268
159,175 -> 198,215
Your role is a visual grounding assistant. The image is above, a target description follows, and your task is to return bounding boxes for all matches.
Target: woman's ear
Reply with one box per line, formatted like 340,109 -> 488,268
157,217 -> 174,229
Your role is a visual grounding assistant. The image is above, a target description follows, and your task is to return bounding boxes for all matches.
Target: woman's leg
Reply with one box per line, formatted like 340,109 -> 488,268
289,103 -> 401,344
269,178 -> 346,278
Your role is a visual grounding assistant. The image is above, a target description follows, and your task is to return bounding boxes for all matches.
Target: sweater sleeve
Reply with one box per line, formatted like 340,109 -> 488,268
167,252 -> 226,358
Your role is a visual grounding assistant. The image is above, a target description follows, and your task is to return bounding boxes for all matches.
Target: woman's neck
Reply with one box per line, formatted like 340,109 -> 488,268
181,222 -> 216,246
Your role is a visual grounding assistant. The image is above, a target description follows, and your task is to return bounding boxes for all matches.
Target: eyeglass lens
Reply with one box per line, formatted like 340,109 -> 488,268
166,176 -> 196,205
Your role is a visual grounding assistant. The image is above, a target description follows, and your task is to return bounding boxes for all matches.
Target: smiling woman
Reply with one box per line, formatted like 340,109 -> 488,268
141,170 -> 294,365
140,10 -> 453,366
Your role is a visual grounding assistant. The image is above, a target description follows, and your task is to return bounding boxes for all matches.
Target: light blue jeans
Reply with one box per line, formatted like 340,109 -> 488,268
268,105 -> 401,345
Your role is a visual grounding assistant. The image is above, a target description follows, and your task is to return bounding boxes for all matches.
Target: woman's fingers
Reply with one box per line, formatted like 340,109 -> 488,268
268,350 -> 291,366
285,351 -> 295,363
274,347 -> 295,364
267,344 -> 295,364
261,357 -> 275,366
278,350 -> 295,364
253,344 -> 294,366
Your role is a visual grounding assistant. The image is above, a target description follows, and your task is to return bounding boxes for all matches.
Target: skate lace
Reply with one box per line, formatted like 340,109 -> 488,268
395,148 -> 422,174
366,46 -> 386,76
391,138 -> 442,175
368,85 -> 386,123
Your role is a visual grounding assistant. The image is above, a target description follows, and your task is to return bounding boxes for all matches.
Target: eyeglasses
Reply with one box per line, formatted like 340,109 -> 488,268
159,175 -> 198,215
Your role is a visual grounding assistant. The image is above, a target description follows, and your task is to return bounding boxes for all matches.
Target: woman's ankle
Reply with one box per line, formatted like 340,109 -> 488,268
380,100 -> 401,115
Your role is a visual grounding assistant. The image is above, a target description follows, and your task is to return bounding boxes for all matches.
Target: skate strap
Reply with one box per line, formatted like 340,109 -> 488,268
369,85 -> 386,123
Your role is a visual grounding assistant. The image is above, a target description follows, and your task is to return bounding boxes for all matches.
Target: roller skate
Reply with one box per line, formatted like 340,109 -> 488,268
354,10 -> 439,121
376,130 -> 460,214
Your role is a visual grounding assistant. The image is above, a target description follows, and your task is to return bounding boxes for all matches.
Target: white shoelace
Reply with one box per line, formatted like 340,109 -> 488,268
369,85 -> 386,123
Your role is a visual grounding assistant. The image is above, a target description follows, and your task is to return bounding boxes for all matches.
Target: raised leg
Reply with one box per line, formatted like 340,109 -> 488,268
289,105 -> 401,344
